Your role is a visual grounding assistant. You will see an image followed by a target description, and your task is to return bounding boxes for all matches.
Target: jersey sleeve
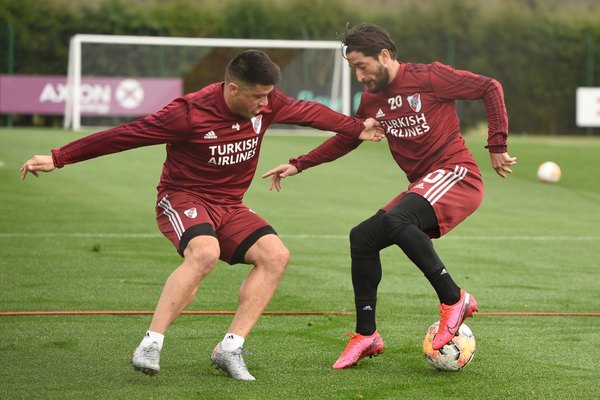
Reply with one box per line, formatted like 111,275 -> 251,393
269,89 -> 364,137
429,62 -> 509,153
52,97 -> 192,167
289,134 -> 362,173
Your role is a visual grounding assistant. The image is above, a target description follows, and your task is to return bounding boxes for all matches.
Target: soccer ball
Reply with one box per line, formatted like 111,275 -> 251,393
422,321 -> 476,371
537,161 -> 561,183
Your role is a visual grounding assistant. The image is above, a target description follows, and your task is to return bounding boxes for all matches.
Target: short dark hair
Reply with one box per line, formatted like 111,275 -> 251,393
338,23 -> 397,60
225,50 -> 282,86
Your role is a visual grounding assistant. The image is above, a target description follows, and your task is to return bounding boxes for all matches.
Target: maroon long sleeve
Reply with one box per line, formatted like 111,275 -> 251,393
52,83 -> 366,204
290,62 -> 509,183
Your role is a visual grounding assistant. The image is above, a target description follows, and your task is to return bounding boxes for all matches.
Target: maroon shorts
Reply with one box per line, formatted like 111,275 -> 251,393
381,164 -> 484,238
155,191 -> 274,264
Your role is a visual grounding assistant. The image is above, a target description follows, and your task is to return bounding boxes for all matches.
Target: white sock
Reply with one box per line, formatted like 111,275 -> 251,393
140,330 -> 164,350
220,332 -> 245,351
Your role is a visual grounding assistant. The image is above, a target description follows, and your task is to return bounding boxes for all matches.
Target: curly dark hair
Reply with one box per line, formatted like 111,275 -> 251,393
338,22 -> 398,60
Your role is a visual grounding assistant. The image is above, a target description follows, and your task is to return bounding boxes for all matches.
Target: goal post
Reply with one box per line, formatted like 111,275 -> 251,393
64,34 -> 352,131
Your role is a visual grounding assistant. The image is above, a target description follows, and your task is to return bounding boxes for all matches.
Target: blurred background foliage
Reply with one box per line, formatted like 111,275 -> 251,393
1,0 -> 599,134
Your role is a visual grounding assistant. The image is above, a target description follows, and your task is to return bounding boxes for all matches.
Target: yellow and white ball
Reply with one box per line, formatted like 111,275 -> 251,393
537,161 -> 561,183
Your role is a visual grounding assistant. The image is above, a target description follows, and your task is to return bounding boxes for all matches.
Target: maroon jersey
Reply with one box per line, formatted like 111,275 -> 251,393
290,62 -> 508,183
51,83 -> 365,204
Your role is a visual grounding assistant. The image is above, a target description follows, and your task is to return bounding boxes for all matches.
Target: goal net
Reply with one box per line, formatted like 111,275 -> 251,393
64,34 -> 352,131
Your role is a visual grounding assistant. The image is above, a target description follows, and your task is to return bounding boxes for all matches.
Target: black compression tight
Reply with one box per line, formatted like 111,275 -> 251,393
349,193 -> 460,335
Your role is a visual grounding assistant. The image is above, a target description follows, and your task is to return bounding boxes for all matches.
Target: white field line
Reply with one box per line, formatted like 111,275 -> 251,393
0,232 -> 598,241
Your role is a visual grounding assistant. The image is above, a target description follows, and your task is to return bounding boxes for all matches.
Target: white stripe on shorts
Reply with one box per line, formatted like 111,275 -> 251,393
423,166 -> 468,205
158,196 -> 185,239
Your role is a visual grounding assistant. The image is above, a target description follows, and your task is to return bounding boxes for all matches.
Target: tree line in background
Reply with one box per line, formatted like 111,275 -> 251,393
1,0 -> 599,134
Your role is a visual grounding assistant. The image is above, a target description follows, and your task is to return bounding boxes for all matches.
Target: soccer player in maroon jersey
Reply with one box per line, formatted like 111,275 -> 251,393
263,23 -> 517,369
20,49 -> 384,380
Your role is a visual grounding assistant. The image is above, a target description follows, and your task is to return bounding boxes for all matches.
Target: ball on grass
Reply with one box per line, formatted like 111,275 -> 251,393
537,161 -> 561,183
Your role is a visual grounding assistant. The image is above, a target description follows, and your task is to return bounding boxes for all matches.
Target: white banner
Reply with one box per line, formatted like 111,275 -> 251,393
576,87 -> 600,127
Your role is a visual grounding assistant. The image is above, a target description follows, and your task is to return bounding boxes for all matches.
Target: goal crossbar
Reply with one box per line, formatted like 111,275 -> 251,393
65,34 -> 352,130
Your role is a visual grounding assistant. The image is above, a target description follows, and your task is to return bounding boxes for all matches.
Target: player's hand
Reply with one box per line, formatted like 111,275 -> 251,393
20,155 -> 56,179
261,163 -> 298,192
358,118 -> 385,142
490,152 -> 517,178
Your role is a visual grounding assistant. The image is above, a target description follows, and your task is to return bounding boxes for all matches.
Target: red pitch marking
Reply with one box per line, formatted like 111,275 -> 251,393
0,310 -> 599,317
477,311 -> 600,317
0,310 -> 353,316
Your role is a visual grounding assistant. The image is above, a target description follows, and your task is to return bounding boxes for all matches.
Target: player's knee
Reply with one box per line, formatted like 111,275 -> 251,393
183,239 -> 219,275
258,244 -> 290,277
380,210 -> 412,240
349,224 -> 368,248
270,245 -> 290,273
349,219 -> 380,255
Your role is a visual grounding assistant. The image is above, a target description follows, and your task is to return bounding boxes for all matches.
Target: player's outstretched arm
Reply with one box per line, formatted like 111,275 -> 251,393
20,155 -> 56,179
489,152 -> 517,178
358,118 -> 385,142
261,163 -> 298,192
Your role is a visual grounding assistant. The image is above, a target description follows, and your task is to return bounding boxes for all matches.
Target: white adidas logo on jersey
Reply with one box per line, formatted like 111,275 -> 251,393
203,130 -> 217,139
375,109 -> 385,118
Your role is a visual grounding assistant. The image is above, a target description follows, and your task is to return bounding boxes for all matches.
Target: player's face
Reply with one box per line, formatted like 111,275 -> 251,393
347,51 -> 390,93
228,82 -> 273,119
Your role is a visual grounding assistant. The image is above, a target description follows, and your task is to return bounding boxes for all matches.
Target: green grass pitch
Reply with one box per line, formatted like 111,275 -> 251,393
0,127 -> 599,399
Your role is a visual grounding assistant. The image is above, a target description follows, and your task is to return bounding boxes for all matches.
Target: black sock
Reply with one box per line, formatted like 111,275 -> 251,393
355,298 -> 377,336
349,211 -> 390,337
351,254 -> 381,336
425,268 -> 461,305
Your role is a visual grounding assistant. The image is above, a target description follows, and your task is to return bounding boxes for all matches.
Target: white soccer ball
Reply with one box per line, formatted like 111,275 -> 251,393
423,321 -> 476,371
537,161 -> 561,183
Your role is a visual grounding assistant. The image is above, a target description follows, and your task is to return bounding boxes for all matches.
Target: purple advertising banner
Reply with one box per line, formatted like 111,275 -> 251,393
0,75 -> 182,116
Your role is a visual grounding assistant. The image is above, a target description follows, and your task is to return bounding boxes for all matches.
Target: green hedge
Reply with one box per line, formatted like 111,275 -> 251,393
1,0 -> 599,134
